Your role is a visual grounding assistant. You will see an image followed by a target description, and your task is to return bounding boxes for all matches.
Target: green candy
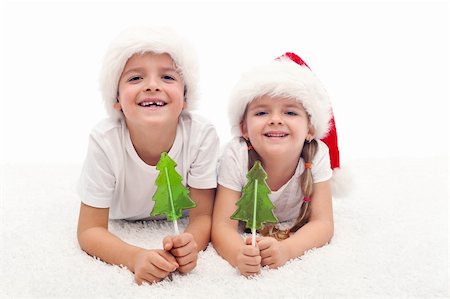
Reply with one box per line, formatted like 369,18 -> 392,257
150,152 -> 196,221
231,161 -> 278,232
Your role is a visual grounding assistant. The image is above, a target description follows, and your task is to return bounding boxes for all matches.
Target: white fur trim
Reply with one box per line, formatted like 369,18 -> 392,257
99,26 -> 199,119
228,58 -> 332,139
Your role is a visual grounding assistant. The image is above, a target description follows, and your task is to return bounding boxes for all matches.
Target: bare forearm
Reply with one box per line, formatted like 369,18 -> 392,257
78,227 -> 143,272
211,226 -> 245,267
283,220 -> 334,260
185,215 -> 212,251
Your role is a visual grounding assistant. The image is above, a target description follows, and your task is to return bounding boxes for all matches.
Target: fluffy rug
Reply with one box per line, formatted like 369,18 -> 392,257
1,156 -> 448,298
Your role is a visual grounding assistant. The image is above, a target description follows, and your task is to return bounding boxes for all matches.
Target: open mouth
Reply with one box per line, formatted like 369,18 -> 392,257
138,100 -> 167,107
264,132 -> 288,137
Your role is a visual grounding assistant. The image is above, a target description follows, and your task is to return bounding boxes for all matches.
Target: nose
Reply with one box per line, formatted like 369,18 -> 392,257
144,77 -> 160,92
269,112 -> 283,125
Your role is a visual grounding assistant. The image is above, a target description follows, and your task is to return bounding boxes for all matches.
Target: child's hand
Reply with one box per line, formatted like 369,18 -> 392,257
133,249 -> 178,285
257,236 -> 289,269
163,233 -> 198,274
236,236 -> 261,277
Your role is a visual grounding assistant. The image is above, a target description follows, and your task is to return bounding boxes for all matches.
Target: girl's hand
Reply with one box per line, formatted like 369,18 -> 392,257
133,249 -> 178,285
257,236 -> 290,269
236,237 -> 261,277
163,233 -> 198,273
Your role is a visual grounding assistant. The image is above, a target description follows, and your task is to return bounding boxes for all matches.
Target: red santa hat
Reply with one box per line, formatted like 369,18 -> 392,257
228,52 -> 347,196
99,26 -> 199,119
279,52 -> 340,170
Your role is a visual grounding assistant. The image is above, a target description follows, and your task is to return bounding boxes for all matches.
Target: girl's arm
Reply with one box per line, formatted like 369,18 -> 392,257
259,180 -> 333,268
77,203 -> 178,284
212,185 -> 261,276
285,180 -> 334,257
211,185 -> 243,265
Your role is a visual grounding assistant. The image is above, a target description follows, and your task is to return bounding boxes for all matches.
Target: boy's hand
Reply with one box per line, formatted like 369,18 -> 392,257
257,236 -> 289,269
236,236 -> 261,277
163,233 -> 198,273
133,249 -> 178,285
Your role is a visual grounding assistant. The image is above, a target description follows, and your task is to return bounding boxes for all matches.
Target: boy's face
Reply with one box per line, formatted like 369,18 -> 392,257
241,95 -> 313,160
116,52 -> 185,128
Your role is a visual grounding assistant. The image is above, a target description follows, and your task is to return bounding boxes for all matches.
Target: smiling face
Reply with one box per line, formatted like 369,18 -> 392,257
241,95 -> 314,161
116,52 -> 185,129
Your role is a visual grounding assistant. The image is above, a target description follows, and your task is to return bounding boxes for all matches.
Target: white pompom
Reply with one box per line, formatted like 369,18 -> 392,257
332,167 -> 352,198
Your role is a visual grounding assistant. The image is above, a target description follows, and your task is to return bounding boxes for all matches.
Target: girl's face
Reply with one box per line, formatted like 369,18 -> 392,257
116,52 -> 185,128
241,95 -> 314,160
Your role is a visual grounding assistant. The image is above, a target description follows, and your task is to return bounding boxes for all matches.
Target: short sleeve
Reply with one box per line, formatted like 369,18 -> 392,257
311,140 -> 333,183
77,132 -> 115,208
217,139 -> 246,192
187,124 -> 220,189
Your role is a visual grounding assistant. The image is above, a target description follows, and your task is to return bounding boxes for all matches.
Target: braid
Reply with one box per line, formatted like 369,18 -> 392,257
291,139 -> 318,232
242,137 -> 261,171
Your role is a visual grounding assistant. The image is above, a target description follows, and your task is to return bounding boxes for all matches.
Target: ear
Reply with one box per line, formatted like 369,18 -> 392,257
113,101 -> 122,111
182,86 -> 188,110
240,121 -> 249,140
306,123 -> 315,141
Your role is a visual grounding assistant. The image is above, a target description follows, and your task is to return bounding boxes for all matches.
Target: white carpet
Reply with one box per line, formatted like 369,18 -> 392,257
1,156 -> 448,298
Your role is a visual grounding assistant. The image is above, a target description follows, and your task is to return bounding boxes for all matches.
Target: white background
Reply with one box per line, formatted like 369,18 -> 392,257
1,0 -> 448,164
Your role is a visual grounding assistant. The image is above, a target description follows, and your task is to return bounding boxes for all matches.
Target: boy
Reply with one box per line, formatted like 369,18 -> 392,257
77,27 -> 219,285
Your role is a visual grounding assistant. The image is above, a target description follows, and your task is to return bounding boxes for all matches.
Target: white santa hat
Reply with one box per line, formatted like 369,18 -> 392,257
228,52 -> 349,196
99,26 -> 199,119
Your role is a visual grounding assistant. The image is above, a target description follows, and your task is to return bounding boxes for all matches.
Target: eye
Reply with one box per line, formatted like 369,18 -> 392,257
286,111 -> 298,116
128,76 -> 142,82
162,75 -> 175,81
255,111 -> 267,116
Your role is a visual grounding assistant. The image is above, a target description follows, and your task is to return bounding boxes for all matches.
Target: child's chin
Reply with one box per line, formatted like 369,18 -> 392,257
138,115 -> 167,124
260,146 -> 294,157
145,113 -> 181,125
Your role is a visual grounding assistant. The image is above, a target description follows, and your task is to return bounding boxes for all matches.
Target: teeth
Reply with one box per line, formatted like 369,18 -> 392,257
266,133 -> 286,137
140,101 -> 166,107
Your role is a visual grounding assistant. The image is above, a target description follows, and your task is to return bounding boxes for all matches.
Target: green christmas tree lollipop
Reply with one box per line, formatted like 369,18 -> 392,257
150,152 -> 196,234
231,161 -> 278,246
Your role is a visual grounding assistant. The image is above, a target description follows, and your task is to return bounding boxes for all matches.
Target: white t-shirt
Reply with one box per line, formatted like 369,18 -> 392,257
78,112 -> 219,221
218,137 -> 332,224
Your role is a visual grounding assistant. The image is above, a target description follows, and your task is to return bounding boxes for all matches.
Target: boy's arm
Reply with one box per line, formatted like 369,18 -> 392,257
184,187 -> 215,251
259,180 -> 334,268
161,187 -> 214,273
77,203 -> 139,270
77,203 -> 178,284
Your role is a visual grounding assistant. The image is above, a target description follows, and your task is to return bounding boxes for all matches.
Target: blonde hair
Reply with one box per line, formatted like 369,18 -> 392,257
290,139 -> 318,232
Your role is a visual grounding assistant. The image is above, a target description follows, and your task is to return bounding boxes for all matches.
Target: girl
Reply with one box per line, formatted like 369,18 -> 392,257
212,53 -> 341,276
